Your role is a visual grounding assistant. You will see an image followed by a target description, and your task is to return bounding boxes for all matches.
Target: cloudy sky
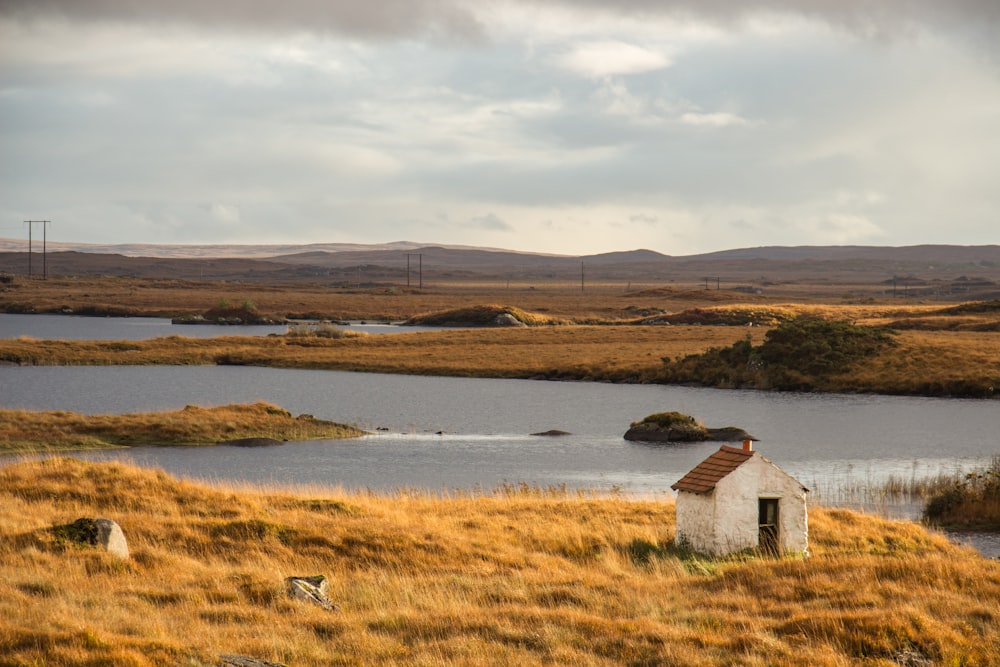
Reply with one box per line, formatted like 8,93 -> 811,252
1,1 -> 998,256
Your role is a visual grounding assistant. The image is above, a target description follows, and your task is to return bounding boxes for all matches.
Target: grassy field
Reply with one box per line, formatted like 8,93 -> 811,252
1,457 -> 998,666
0,403 -> 363,453
0,326 -> 766,381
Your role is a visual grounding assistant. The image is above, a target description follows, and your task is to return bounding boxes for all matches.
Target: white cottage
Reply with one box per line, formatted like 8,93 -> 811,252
671,442 -> 809,557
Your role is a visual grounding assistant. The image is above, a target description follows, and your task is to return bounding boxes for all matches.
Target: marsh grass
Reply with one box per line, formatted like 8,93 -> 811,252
0,326 -> 765,382
0,403 -> 363,452
285,322 -> 367,339
1,458 -> 998,666
924,457 -> 1000,529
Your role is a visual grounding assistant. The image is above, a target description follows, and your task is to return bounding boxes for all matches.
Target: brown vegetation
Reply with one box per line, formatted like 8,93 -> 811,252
0,403 -> 363,453
404,304 -> 571,327
3,274 -> 984,324
1,458 -> 998,666
925,457 -> 1000,530
3,322 -> 999,396
0,326 -> 767,382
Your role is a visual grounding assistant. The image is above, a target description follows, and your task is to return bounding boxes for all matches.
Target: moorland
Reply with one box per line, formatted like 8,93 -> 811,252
2,242 -> 999,397
2,242 -> 999,665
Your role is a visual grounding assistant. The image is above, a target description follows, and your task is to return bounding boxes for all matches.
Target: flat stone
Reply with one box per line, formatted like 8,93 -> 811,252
218,655 -> 287,667
285,575 -> 339,612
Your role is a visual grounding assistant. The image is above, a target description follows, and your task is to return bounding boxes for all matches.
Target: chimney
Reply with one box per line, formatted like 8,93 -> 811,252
742,439 -> 753,452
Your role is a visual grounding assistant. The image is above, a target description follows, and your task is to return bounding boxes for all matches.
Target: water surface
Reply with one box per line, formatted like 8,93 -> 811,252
0,313 -> 442,340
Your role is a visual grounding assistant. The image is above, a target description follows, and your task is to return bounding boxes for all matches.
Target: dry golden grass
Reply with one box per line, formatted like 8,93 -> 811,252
0,326 -> 768,382
0,403 -> 363,453
2,276 -> 777,322
4,323 -> 999,395
1,458 -> 998,666
838,330 -> 1000,395
3,275 -> 959,323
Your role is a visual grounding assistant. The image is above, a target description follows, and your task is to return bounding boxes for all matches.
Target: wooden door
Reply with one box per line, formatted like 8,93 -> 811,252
758,498 -> 779,555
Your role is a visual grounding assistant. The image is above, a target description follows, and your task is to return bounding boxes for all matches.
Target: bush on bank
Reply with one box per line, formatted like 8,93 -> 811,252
660,318 -> 898,391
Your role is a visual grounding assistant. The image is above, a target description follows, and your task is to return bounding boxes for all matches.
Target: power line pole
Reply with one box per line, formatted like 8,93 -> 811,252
24,220 -> 50,279
406,253 -> 423,289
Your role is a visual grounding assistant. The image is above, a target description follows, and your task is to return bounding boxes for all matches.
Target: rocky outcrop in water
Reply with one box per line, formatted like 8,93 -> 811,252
624,412 -> 756,444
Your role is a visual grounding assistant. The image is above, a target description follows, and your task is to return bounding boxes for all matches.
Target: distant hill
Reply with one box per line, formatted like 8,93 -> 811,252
0,240 -> 997,299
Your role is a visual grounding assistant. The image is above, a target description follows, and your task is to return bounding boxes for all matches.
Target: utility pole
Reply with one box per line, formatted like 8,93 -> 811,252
24,220 -> 50,278
580,261 -> 585,292
406,253 -> 423,289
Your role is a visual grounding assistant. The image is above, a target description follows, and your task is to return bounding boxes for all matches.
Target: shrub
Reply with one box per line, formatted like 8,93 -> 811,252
662,318 -> 897,391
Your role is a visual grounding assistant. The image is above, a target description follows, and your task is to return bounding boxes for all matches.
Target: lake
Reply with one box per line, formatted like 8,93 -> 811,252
3,365 -> 996,500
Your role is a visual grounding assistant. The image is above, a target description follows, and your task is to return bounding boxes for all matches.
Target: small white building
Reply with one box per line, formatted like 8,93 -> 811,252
671,442 -> 809,557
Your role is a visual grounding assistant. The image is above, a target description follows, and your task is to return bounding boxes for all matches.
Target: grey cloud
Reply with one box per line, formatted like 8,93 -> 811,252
0,0 -> 485,40
539,0 -> 1000,34
467,213 -> 513,232
4,0 -> 998,51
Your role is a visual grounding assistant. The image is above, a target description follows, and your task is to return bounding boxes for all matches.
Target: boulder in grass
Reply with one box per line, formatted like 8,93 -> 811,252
285,575 -> 340,612
53,518 -> 129,559
493,312 -> 527,327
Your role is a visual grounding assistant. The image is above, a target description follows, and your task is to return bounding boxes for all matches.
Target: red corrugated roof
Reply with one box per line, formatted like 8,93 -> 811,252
671,445 -> 755,494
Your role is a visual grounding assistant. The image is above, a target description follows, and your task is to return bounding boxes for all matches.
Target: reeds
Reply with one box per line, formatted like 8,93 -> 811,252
2,458 -> 998,666
924,456 -> 1000,529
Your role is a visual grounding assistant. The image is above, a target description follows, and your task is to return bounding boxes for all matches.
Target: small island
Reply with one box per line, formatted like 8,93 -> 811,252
0,402 -> 364,452
624,411 -> 756,443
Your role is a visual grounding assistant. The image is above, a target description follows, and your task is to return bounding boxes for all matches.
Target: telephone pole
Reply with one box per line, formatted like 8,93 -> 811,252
406,253 -> 423,289
24,220 -> 50,278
